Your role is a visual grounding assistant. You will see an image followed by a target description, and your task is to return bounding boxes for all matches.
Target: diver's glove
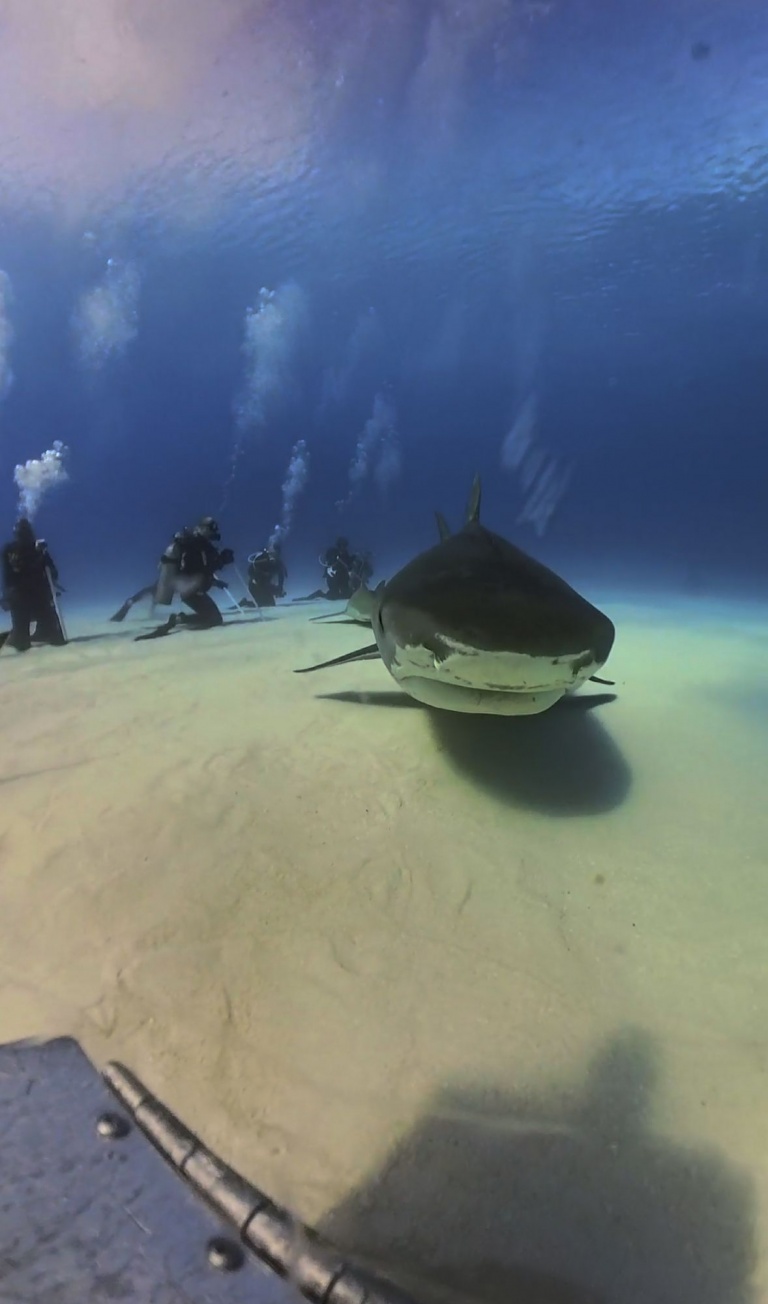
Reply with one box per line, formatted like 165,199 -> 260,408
217,547 -> 235,567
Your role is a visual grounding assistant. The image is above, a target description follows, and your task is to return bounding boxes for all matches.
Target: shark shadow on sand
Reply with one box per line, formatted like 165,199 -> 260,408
428,693 -> 628,816
316,689 -> 628,815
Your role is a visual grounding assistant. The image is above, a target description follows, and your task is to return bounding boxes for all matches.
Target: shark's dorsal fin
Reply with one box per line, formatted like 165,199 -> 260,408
435,511 -> 451,542
465,474 -> 482,525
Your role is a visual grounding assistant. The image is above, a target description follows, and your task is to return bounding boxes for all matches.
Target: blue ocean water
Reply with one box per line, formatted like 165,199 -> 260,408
1,4 -> 768,1303
0,0 -> 766,604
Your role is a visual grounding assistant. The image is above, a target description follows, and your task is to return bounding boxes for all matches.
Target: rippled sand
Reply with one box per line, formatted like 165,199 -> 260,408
1,594 -> 766,1303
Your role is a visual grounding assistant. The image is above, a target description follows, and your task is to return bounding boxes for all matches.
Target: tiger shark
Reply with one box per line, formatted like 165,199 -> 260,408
295,477 -> 615,715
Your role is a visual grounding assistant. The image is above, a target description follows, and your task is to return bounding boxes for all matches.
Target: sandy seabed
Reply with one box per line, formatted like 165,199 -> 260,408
1,592 -> 767,1304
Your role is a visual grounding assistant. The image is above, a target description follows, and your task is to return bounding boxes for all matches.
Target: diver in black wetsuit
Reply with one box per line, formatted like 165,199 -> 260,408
1,518 -> 66,652
324,537 -> 355,600
159,517 -> 234,626
294,537 -> 373,602
247,543 -> 287,607
111,517 -> 235,624
123,516 -> 235,639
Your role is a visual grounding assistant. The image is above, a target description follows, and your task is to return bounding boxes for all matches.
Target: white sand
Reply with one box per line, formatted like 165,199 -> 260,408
1,593 -> 767,1303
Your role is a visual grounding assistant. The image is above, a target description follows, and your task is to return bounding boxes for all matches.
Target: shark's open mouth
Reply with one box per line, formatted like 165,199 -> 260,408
390,639 -> 603,698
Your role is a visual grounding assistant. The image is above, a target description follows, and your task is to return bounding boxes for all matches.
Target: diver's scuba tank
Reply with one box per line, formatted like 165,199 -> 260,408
157,530 -> 211,605
154,558 -> 177,606
154,536 -> 184,606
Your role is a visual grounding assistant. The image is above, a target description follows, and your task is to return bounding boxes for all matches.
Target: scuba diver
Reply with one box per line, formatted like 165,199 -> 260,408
246,543 -> 287,608
294,537 -> 373,602
111,516 -> 235,639
324,536 -> 355,600
0,518 -> 67,652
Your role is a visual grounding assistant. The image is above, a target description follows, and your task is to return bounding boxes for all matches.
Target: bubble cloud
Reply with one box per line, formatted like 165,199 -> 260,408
14,440 -> 70,519
374,428 -> 402,500
501,392 -> 572,536
222,281 -> 309,506
72,259 -> 141,373
269,439 -> 310,550
338,392 -> 399,510
318,307 -> 380,414
0,271 -> 14,404
501,391 -> 538,474
234,281 -> 309,433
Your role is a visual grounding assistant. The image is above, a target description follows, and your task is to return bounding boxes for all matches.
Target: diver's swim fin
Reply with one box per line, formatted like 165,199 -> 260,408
134,615 -> 179,642
109,586 -> 155,620
0,630 -> 11,651
294,642 -> 380,674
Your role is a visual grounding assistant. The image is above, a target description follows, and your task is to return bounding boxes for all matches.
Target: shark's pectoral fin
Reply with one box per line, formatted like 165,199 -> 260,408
294,642 -> 381,674
314,617 -> 369,626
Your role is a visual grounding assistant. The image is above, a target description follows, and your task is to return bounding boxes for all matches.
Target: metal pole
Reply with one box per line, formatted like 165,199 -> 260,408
233,564 -> 253,601
45,567 -> 68,644
233,564 -> 262,618
219,585 -> 244,614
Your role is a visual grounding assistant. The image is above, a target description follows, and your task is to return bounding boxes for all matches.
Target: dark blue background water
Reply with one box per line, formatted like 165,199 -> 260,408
1,0 -> 767,604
